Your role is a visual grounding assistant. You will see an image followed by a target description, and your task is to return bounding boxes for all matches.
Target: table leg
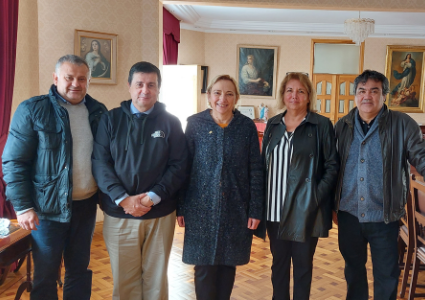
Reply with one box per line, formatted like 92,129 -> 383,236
0,265 -> 11,286
13,256 -> 26,273
13,252 -> 32,300
26,252 -> 32,292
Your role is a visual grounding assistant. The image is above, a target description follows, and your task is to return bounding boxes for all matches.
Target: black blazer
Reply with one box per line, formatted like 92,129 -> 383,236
256,111 -> 339,242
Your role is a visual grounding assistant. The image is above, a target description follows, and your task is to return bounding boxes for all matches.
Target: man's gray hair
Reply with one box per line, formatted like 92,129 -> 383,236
55,54 -> 90,78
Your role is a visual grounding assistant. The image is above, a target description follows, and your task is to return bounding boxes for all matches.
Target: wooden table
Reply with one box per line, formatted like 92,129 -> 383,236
0,223 -> 32,300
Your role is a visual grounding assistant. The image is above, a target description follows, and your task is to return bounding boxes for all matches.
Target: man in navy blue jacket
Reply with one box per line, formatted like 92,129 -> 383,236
92,61 -> 188,300
2,54 -> 107,300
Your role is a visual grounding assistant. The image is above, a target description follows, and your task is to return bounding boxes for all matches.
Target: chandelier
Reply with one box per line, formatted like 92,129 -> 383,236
344,12 -> 375,45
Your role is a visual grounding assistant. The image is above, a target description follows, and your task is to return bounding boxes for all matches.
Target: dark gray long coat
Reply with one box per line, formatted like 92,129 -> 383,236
179,109 -> 264,266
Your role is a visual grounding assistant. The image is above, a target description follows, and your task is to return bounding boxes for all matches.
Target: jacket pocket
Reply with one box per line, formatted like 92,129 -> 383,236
37,123 -> 62,149
33,177 -> 62,214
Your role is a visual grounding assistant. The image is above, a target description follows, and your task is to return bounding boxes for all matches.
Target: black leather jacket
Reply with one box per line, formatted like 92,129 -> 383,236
334,105 -> 425,223
256,111 -> 339,242
2,85 -> 107,222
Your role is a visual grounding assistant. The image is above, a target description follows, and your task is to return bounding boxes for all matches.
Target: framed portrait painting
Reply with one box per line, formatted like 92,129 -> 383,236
385,45 -> 425,113
237,106 -> 256,119
237,45 -> 278,99
74,30 -> 117,84
201,66 -> 208,93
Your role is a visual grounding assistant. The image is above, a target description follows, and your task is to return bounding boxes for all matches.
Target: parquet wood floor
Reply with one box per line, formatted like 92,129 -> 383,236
0,222 -> 421,299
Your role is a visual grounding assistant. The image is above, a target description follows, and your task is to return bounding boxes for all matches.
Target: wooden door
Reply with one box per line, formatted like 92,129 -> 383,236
313,74 -> 336,123
313,74 -> 357,124
335,75 -> 357,122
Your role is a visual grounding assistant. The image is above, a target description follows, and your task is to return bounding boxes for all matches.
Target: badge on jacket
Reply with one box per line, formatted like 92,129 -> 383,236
151,130 -> 165,138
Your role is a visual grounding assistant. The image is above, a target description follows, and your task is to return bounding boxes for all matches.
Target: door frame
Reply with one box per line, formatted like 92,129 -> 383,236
309,39 -> 365,81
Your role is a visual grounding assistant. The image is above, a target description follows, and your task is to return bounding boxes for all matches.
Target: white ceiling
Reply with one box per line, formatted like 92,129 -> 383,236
164,4 -> 425,39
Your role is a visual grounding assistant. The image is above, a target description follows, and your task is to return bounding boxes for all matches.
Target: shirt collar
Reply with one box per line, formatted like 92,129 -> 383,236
355,106 -> 384,136
356,106 -> 384,126
130,102 -> 154,115
281,111 -> 307,124
52,85 -> 86,104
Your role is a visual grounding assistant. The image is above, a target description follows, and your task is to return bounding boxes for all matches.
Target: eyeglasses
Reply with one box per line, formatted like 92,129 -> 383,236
286,72 -> 309,76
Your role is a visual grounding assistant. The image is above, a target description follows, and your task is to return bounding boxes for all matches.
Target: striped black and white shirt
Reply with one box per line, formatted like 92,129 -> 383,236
266,117 -> 304,222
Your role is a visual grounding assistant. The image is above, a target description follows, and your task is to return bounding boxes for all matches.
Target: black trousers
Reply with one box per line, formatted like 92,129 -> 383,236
194,265 -> 236,300
338,211 -> 400,300
267,221 -> 318,300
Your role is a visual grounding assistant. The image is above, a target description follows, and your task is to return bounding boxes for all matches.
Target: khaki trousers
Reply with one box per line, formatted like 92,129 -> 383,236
103,211 -> 176,300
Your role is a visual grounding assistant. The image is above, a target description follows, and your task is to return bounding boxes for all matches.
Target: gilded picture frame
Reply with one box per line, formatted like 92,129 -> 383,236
74,30 -> 118,84
237,45 -> 278,99
385,45 -> 425,113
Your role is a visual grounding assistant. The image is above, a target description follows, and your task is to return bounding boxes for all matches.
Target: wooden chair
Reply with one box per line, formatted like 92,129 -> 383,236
398,191 -> 415,298
408,173 -> 425,299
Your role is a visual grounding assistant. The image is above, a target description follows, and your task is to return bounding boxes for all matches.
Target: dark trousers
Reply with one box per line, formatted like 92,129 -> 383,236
267,221 -> 318,300
194,265 -> 236,300
31,197 -> 97,300
338,211 -> 400,300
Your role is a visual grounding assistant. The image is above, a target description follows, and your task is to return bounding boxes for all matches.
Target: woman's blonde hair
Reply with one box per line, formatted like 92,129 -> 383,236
206,75 -> 240,108
276,72 -> 316,112
207,75 -> 240,99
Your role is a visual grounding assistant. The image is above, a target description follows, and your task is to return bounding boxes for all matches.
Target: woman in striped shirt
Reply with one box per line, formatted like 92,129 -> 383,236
259,72 -> 339,300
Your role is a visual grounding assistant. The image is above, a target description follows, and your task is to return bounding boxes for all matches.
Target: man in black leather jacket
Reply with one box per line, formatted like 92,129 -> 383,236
2,55 -> 106,300
334,70 -> 425,300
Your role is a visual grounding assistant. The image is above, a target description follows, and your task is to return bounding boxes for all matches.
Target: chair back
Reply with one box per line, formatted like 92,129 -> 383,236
411,174 -> 425,249
400,191 -> 414,244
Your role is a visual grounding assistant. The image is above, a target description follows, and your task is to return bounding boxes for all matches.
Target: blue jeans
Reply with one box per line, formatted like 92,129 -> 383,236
338,211 -> 400,300
30,197 -> 97,300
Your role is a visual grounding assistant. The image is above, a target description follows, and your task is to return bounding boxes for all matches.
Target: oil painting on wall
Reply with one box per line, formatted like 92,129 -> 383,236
75,30 -> 117,84
237,45 -> 278,99
385,45 -> 425,113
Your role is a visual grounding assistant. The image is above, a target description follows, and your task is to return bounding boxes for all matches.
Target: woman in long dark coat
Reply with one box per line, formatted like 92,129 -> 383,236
258,72 -> 339,300
177,75 -> 264,300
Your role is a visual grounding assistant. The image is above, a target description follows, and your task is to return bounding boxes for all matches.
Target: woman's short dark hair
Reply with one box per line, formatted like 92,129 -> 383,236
354,70 -> 390,95
128,61 -> 162,88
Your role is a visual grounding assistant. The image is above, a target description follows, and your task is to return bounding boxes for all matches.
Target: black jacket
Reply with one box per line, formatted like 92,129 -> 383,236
179,109 -> 263,266
2,85 -> 107,222
256,111 -> 339,242
92,100 -> 188,219
335,105 -> 425,223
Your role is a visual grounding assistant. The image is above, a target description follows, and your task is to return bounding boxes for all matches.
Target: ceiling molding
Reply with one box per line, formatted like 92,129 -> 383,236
181,22 -> 425,39
167,4 -> 425,39
168,5 -> 201,24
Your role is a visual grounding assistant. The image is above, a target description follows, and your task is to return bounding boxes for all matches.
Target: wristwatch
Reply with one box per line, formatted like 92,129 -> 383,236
149,197 -> 154,207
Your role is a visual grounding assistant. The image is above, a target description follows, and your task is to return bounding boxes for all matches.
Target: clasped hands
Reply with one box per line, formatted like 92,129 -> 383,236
120,193 -> 153,217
